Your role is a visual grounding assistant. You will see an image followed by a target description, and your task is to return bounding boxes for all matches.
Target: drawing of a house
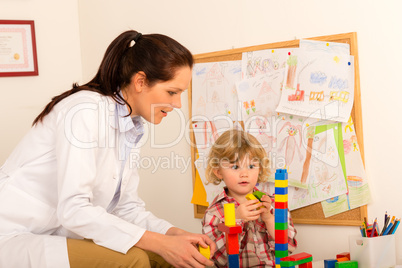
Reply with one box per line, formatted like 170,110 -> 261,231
204,63 -> 227,115
195,96 -> 206,116
256,80 -> 278,116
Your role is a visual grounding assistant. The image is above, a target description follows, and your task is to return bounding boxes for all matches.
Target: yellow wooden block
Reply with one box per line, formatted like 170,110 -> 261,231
198,245 -> 211,259
275,194 -> 288,203
246,193 -> 258,201
275,179 -> 288,188
224,203 -> 236,226
246,193 -> 264,209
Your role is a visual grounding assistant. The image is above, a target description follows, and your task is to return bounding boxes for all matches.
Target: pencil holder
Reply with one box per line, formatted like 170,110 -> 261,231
349,235 -> 396,268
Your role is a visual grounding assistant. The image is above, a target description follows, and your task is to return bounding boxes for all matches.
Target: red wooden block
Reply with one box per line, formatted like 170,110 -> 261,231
218,223 -> 242,234
286,252 -> 313,261
299,262 -> 313,268
336,252 -> 350,260
275,229 -> 287,244
226,233 -> 239,254
275,201 -> 288,209
337,257 -> 349,262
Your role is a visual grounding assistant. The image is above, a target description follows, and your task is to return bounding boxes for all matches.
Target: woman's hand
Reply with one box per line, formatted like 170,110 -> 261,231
154,228 -> 216,268
235,199 -> 263,222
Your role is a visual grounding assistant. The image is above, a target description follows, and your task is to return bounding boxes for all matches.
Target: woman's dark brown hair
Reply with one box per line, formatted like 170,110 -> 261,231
32,30 -> 193,125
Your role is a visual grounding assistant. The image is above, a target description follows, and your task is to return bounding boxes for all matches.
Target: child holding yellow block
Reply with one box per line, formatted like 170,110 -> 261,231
201,129 -> 297,267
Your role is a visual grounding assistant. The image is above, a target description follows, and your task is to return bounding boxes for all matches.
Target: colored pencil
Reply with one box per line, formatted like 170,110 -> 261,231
391,219 -> 400,235
383,218 -> 395,235
361,222 -> 367,237
370,218 -> 377,237
384,211 -> 388,226
389,219 -> 400,234
380,215 -> 390,235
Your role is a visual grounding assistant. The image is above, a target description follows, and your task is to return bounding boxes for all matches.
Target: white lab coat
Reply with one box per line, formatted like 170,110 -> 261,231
0,91 -> 173,268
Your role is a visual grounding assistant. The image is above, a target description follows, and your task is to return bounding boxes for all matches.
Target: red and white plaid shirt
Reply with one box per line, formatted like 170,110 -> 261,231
202,187 -> 297,267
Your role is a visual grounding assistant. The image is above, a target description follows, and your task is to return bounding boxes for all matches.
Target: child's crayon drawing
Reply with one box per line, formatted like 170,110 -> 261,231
321,118 -> 371,217
236,71 -> 283,122
241,48 -> 292,79
192,61 -> 242,121
287,125 -> 348,210
246,113 -> 319,189
299,39 -> 350,55
276,49 -> 355,123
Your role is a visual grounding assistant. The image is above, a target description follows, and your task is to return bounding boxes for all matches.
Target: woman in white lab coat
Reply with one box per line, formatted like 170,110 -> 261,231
0,30 -> 215,268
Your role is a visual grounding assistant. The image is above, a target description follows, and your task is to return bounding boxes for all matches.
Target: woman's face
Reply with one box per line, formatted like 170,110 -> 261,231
127,66 -> 192,124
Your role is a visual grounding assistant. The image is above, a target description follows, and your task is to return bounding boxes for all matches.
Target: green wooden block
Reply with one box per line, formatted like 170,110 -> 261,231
280,260 -> 296,267
280,257 -> 313,266
335,260 -> 358,268
253,191 -> 266,201
275,222 -> 288,230
275,250 -> 288,258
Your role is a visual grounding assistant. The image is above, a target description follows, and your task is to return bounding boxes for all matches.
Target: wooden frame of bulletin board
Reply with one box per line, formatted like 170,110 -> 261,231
188,32 -> 366,226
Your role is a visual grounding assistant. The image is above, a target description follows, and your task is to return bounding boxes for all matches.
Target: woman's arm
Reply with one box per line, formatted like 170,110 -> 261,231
135,228 -> 216,268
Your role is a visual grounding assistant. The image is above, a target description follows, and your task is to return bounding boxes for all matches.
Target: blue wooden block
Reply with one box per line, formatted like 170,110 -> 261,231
275,208 -> 288,223
275,243 -> 288,251
324,259 -> 337,268
275,169 -> 288,180
228,254 -> 239,268
275,170 -> 288,181
274,187 -> 288,195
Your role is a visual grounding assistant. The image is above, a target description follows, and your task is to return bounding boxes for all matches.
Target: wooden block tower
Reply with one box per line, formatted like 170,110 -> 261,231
275,169 -> 313,268
275,169 -> 289,268
218,203 -> 241,268
218,169 -> 312,268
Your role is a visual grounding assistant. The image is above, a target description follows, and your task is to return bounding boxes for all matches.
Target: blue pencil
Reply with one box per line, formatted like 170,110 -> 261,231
383,219 -> 395,235
380,215 -> 391,235
390,219 -> 400,235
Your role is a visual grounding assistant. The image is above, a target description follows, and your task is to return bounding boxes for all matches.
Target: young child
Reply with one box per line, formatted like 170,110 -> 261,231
202,129 -> 297,267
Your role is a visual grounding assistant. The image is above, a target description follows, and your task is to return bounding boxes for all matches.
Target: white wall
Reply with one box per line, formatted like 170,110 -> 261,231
1,0 -> 402,264
0,0 -> 82,164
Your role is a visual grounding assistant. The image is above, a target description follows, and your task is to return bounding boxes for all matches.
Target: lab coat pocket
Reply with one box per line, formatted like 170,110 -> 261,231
0,184 -> 57,234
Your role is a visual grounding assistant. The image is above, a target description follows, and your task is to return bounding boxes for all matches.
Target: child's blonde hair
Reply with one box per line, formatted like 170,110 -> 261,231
205,129 -> 270,185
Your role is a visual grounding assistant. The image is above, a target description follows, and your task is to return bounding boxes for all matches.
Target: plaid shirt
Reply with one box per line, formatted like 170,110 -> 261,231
202,187 -> 297,267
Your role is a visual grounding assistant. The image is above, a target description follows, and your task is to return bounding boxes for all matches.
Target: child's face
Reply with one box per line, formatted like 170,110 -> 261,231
213,155 -> 260,201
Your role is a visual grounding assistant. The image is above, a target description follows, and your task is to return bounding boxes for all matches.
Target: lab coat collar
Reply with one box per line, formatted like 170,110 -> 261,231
108,95 -> 144,137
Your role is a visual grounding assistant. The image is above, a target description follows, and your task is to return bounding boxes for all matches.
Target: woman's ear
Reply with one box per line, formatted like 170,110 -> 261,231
213,168 -> 223,180
132,71 -> 147,92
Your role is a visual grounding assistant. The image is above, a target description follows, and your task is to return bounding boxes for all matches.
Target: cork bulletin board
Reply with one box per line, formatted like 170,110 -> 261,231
188,32 -> 367,226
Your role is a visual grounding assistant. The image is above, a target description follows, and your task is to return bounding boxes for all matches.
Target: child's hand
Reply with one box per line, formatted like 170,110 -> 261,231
236,199 -> 263,222
259,195 -> 274,223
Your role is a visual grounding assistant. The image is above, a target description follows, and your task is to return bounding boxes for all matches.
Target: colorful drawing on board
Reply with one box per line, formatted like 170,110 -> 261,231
192,121 -> 244,205
278,121 -> 303,167
321,118 -> 371,217
236,70 -> 283,122
192,61 -> 241,121
276,49 -> 355,123
246,113 -> 319,189
299,39 -> 350,55
241,48 -> 292,79
194,158 -> 225,206
287,126 -> 348,210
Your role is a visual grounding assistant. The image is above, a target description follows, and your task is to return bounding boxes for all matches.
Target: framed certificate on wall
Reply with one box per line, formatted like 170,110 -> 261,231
0,20 -> 38,77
